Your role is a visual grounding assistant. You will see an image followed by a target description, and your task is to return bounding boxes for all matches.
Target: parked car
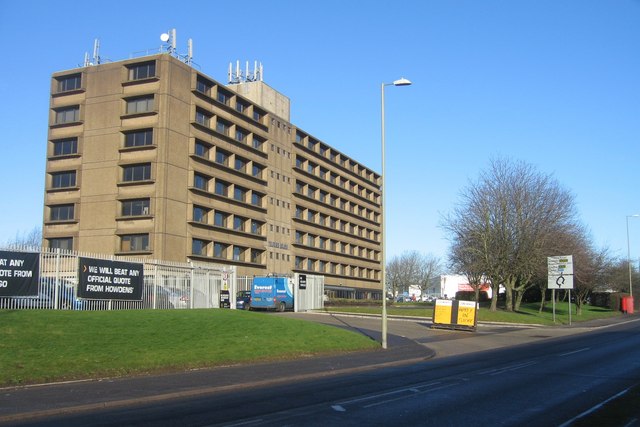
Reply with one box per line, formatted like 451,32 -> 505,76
236,290 -> 251,310
2,279 -> 84,310
142,285 -> 174,309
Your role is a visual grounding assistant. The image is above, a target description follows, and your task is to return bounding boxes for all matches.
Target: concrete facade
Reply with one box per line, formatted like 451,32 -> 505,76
43,53 -> 382,297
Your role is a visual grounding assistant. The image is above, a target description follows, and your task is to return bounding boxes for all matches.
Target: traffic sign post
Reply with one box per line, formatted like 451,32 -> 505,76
548,255 -> 574,324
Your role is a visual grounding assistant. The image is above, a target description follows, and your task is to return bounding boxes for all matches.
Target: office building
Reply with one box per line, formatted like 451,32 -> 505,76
43,47 -> 382,298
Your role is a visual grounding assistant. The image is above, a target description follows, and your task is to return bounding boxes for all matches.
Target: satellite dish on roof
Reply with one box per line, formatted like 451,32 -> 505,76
160,33 -> 170,42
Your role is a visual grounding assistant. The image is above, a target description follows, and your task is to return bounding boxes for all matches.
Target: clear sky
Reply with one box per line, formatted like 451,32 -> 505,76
0,0 -> 638,266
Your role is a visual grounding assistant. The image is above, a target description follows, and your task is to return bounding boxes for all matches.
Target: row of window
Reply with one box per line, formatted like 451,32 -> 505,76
192,173 -> 264,207
294,231 -> 379,261
192,238 -> 263,264
295,131 -> 378,183
52,94 -> 156,126
294,256 -> 378,280
194,140 -> 265,179
48,163 -> 153,190
47,234 -> 150,253
195,76 -> 266,124
192,206 -> 263,235
295,181 -> 379,223
49,128 -> 153,158
295,156 -> 379,204
194,108 -> 266,152
294,205 -> 379,242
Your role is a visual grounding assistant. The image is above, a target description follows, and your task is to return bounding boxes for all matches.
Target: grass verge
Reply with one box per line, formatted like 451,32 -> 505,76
324,302 -> 622,326
0,309 -> 379,387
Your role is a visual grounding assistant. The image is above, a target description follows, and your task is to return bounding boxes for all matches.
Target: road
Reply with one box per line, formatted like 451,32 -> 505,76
5,314 -> 640,426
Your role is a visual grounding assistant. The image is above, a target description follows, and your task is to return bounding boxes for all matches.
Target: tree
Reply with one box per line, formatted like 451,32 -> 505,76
4,227 -> 42,248
443,158 -> 581,311
415,253 -> 442,297
387,251 -> 441,299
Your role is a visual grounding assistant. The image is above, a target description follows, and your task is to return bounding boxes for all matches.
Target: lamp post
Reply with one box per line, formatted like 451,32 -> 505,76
626,214 -> 640,297
381,77 -> 411,349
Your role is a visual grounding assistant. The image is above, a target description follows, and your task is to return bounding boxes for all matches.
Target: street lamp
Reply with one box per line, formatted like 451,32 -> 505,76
381,77 -> 412,349
626,214 -> 640,297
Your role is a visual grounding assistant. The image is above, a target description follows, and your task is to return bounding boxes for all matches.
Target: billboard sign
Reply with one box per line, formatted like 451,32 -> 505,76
0,250 -> 39,297
78,257 -> 144,300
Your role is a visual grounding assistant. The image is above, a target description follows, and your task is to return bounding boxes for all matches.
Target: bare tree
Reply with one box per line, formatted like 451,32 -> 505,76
443,158 -> 581,311
386,251 -> 439,299
4,227 -> 42,248
415,253 -> 442,297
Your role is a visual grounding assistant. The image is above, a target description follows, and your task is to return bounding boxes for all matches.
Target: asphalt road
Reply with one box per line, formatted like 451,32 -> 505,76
2,313 -> 640,426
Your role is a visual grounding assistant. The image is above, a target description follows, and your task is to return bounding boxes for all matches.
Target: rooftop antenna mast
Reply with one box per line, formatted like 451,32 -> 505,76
160,28 -> 193,66
228,60 -> 263,84
83,38 -> 101,67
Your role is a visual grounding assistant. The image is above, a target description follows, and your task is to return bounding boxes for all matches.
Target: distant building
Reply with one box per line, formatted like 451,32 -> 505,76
43,45 -> 382,299
439,275 -> 493,299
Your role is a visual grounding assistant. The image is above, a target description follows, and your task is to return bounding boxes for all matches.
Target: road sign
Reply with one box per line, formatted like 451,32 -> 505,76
547,255 -> 574,289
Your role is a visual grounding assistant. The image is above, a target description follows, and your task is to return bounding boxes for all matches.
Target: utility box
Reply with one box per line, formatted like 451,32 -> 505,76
621,296 -> 634,314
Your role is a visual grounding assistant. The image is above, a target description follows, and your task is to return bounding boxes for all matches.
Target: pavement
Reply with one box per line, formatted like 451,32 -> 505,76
0,311 -> 637,425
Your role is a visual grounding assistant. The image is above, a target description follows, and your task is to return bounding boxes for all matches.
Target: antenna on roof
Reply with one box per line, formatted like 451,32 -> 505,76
160,29 -> 194,66
228,60 -> 263,84
83,39 -> 101,67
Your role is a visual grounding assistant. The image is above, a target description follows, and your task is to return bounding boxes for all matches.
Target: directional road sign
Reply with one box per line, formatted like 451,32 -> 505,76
547,255 -> 574,289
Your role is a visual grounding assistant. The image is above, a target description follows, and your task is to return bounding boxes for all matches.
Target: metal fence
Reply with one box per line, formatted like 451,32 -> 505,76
0,246 -> 235,311
0,247 -> 325,312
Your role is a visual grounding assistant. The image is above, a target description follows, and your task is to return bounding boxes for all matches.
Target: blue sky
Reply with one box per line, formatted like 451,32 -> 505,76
1,0 -> 639,266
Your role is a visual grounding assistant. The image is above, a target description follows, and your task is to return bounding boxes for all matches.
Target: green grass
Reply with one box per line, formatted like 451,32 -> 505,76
324,302 -> 622,326
0,309 -> 379,387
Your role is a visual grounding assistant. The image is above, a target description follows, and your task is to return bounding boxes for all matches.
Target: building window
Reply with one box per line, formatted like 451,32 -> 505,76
55,106 -> 80,125
57,74 -> 81,92
213,242 -> 227,259
52,137 -> 78,156
194,140 -> 210,158
215,149 -> 230,166
192,239 -> 208,256
215,180 -> 229,197
320,190 -> 329,202
307,210 -> 315,222
252,135 -> 264,150
195,109 -> 211,127
51,171 -> 76,188
123,164 -> 151,182
235,128 -> 248,143
250,249 -> 262,263
236,100 -> 248,114
251,192 -> 263,207
234,157 -> 247,173
216,119 -> 230,136
307,234 -> 315,247
214,211 -> 228,227
48,237 -> 73,251
250,220 -> 261,235
196,77 -> 212,96
253,109 -> 264,123
233,246 -> 245,261
234,186 -> 247,202
122,198 -> 150,216
121,234 -> 149,252
126,96 -> 154,114
295,206 -> 303,218
193,205 -> 208,223
128,61 -> 156,81
295,231 -> 303,244
217,89 -> 231,106
252,164 -> 264,179
50,204 -> 74,221
194,173 -> 209,191
233,216 -> 245,231
307,259 -> 315,271
124,129 -> 153,147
